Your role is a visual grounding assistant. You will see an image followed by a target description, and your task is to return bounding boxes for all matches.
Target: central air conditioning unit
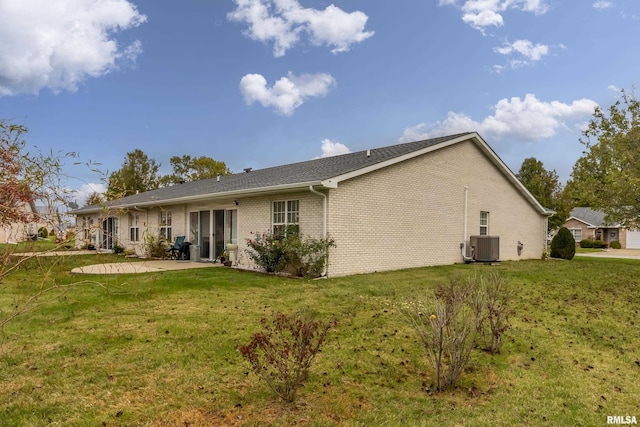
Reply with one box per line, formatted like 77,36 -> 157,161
468,235 -> 500,262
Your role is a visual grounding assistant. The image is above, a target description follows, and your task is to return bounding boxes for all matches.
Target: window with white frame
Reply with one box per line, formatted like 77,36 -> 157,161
129,213 -> 140,242
480,211 -> 489,235
569,228 -> 582,242
273,200 -> 299,236
159,210 -> 172,241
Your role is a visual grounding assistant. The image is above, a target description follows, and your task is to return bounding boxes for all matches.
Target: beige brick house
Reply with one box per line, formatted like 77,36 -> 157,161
0,202 -> 55,243
72,132 -> 551,276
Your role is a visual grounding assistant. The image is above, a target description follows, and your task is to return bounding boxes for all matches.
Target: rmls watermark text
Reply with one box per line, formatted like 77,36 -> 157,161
607,416 -> 637,425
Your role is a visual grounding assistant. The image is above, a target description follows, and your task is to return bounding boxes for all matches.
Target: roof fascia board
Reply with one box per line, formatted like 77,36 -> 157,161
469,133 -> 550,216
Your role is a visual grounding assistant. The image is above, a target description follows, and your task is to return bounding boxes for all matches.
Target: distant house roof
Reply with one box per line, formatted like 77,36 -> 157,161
568,207 -> 621,228
72,132 -> 550,216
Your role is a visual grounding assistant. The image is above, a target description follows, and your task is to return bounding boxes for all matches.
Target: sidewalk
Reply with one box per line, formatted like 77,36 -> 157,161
575,249 -> 640,260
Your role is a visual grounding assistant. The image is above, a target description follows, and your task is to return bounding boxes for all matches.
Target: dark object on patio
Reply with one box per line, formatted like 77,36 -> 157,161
166,236 -> 186,259
177,241 -> 192,261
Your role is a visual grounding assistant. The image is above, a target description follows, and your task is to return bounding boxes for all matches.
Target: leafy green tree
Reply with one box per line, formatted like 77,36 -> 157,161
516,157 -> 568,230
84,191 -> 105,207
160,155 -> 231,186
107,149 -> 160,199
567,89 -> 640,228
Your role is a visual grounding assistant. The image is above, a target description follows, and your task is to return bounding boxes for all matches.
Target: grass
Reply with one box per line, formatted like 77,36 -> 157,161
1,253 -> 639,426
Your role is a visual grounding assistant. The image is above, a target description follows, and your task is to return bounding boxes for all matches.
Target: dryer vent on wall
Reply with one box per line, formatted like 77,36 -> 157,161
467,235 -> 500,262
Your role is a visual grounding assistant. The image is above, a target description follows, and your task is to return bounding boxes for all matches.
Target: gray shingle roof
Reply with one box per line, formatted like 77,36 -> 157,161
569,207 -> 620,227
72,132 -> 473,214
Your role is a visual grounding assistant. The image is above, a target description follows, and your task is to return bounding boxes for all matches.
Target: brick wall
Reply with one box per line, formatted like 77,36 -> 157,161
236,192 -> 324,268
326,140 -> 548,277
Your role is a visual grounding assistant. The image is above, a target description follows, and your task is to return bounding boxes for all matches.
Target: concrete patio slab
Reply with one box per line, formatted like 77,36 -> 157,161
71,260 -> 220,275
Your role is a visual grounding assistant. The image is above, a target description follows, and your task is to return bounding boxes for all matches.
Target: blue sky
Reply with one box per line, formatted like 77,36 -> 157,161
1,0 -> 638,205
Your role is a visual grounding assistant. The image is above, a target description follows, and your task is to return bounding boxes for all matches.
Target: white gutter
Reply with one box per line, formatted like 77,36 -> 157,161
309,185 -> 328,277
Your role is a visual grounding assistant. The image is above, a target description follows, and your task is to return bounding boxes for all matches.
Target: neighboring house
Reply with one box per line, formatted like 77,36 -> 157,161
0,202 -> 53,243
563,207 -> 640,249
71,132 -> 552,277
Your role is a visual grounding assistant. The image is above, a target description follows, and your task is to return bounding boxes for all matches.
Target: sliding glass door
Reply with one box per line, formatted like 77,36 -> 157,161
189,209 -> 237,260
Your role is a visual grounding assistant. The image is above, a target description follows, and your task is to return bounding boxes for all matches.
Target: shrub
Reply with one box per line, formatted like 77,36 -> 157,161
246,228 -> 335,277
473,273 -> 513,354
580,239 -> 594,248
112,241 -> 124,254
592,239 -> 608,249
610,240 -> 622,249
402,273 -> 514,391
143,232 -> 166,258
280,233 -> 335,277
246,230 -> 285,272
238,312 -> 336,403
550,227 -> 575,260
402,280 -> 477,392
37,227 -> 48,238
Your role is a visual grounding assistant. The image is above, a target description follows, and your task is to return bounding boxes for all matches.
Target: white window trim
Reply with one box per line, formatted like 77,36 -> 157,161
569,228 -> 582,242
480,211 -> 489,236
272,200 -> 299,234
159,210 -> 172,241
129,213 -> 140,242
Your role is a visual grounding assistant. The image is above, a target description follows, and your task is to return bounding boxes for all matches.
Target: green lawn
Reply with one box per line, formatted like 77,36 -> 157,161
0,254 -> 639,426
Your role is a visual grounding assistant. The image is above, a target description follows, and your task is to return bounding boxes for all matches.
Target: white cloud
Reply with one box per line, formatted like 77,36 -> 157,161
239,71 -> 336,115
227,0 -> 374,57
494,39 -> 549,61
319,139 -> 351,158
441,0 -> 549,32
399,94 -> 598,142
0,0 -> 147,96
593,1 -> 613,9
74,182 -> 107,206
493,39 -> 549,70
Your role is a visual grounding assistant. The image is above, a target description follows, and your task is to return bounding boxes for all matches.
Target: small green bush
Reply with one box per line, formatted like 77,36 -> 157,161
592,240 -> 608,249
610,240 -> 622,249
580,239 -> 594,248
550,227 -> 576,260
37,227 -> 48,239
112,242 -> 124,254
246,228 -> 335,277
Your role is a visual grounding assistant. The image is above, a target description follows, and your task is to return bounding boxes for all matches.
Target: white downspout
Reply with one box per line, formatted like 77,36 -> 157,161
462,186 -> 474,263
309,185 -> 328,277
